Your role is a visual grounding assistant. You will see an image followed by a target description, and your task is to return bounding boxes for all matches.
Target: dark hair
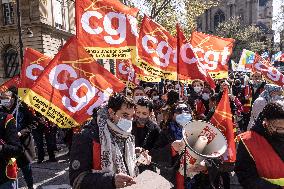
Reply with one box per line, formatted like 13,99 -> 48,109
166,90 -> 179,106
168,102 -> 191,121
262,101 -> 284,120
149,88 -> 158,96
136,97 -> 153,112
209,94 -> 218,102
108,94 -> 135,112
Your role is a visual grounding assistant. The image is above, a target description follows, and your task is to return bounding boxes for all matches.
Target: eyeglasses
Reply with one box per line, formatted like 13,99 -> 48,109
174,107 -> 190,114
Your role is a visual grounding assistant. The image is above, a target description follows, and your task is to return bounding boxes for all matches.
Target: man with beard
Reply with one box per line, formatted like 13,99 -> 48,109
69,94 -> 151,189
132,97 -> 160,172
235,100 -> 284,189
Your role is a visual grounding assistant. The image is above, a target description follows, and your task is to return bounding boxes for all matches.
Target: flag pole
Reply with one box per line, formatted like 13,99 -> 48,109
176,24 -> 181,100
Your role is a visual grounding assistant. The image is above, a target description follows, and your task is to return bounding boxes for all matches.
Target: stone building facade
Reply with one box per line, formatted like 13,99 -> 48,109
197,0 -> 273,35
0,0 -> 75,83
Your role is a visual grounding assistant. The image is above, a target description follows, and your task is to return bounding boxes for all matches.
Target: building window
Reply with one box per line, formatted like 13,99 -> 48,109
2,46 -> 19,78
53,0 -> 69,31
53,0 -> 64,30
214,10 -> 225,28
2,2 -> 14,25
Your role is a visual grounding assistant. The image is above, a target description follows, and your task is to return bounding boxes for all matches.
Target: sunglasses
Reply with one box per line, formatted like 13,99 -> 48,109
174,107 -> 190,114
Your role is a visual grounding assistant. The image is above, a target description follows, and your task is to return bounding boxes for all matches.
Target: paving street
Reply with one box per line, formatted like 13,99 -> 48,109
18,147 -> 71,189
17,146 -> 242,189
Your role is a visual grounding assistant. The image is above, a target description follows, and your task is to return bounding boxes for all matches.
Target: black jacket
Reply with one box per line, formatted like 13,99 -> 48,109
14,103 -> 36,167
132,120 -> 161,151
69,120 -> 115,189
0,112 -> 23,185
235,122 -> 283,189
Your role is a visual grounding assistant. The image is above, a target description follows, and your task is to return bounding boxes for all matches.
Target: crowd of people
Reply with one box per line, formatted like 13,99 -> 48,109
0,71 -> 283,189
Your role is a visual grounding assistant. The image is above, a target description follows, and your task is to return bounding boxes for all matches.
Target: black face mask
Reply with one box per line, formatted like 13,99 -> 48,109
135,117 -> 148,125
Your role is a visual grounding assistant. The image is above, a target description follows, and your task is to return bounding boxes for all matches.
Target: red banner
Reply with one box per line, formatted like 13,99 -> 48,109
76,0 -> 139,60
253,53 -> 284,87
177,26 -> 215,88
116,59 -> 140,87
210,88 -> 236,162
190,31 -> 235,79
0,75 -> 20,93
18,48 -> 51,99
116,59 -> 160,88
22,37 -> 125,128
137,16 -> 177,80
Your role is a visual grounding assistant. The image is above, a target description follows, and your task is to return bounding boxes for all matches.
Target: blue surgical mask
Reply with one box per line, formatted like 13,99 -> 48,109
117,118 -> 133,133
202,93 -> 210,101
176,113 -> 192,127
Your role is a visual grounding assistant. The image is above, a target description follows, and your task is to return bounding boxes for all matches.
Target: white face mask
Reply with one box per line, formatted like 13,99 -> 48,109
117,118 -> 133,133
176,113 -> 192,127
134,96 -> 145,103
270,95 -> 283,102
152,96 -> 159,100
1,99 -> 11,108
194,87 -> 202,93
202,93 -> 210,101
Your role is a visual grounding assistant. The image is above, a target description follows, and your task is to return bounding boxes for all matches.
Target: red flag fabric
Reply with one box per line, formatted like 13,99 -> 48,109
0,75 -> 20,93
253,53 -> 284,87
116,59 -> 160,88
190,31 -> 235,79
76,0 -> 139,60
22,37 -> 125,128
137,16 -> 177,80
18,48 -> 51,99
210,88 -> 236,162
116,59 -> 141,87
176,25 -> 215,88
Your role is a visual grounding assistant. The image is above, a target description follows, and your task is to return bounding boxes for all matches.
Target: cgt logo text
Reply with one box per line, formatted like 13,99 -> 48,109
26,63 -> 113,115
142,34 -> 231,71
81,11 -> 138,45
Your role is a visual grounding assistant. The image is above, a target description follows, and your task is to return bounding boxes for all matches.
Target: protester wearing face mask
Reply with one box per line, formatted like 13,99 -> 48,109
188,79 -> 207,120
232,79 -> 245,104
150,103 -> 193,187
2,89 -> 36,189
201,87 -> 212,117
248,84 -> 283,130
133,86 -> 146,103
0,92 -> 22,189
132,97 -> 160,172
70,94 -> 151,189
235,100 -> 284,189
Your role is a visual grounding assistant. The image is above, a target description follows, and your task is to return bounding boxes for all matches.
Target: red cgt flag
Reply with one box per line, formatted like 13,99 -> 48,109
19,48 -> 51,99
76,0 -> 139,60
176,25 -> 215,89
22,37 -> 125,128
253,53 -> 284,87
0,75 -> 21,93
137,16 -> 177,80
116,59 -> 160,88
116,59 -> 141,87
210,88 -> 236,162
190,31 -> 235,79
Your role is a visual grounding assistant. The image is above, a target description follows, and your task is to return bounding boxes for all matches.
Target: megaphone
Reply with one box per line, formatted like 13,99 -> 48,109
179,120 -> 227,177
